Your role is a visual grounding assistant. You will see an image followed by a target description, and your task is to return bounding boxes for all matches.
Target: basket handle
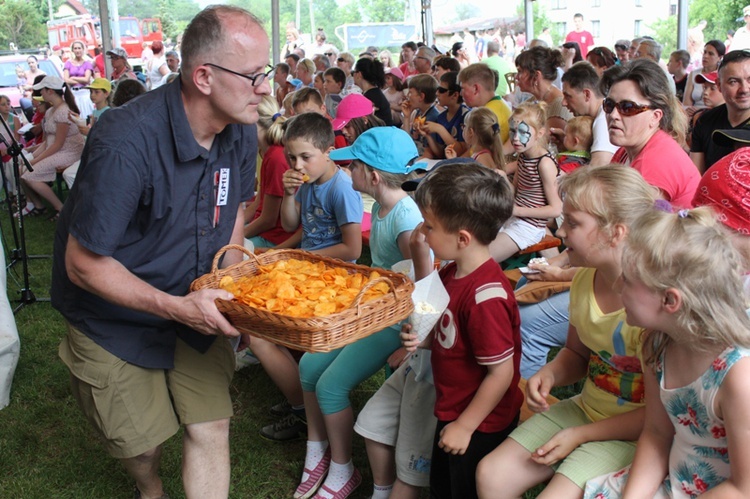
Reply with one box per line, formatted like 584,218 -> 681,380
349,276 -> 397,314
211,244 -> 258,272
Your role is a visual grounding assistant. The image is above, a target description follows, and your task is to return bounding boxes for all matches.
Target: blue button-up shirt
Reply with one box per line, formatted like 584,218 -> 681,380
51,79 -> 257,369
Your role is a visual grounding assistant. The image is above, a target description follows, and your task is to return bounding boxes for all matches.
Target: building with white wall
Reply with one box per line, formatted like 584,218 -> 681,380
540,0 -> 676,49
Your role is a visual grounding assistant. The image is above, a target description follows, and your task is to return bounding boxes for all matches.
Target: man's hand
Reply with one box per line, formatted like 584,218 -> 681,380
170,288 -> 240,337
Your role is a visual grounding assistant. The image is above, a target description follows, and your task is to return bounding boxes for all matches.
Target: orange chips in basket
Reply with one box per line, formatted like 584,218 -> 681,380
219,258 -> 391,318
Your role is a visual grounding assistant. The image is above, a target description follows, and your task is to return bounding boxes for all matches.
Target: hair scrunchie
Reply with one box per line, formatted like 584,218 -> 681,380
491,122 -> 500,134
653,199 -> 673,213
272,112 -> 282,122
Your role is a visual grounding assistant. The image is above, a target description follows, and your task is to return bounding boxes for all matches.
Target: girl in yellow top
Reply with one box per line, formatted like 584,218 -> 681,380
476,165 -> 658,498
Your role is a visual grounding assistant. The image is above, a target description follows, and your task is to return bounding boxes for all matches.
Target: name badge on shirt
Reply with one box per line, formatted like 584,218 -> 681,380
217,168 -> 230,206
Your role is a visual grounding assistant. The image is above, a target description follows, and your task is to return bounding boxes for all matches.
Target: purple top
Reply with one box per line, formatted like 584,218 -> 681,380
64,60 -> 94,87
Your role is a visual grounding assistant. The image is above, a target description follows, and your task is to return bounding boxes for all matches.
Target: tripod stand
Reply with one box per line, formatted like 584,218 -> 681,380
0,117 -> 50,313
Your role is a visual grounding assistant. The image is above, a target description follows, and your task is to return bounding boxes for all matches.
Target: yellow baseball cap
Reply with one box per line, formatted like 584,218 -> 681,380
85,78 -> 112,93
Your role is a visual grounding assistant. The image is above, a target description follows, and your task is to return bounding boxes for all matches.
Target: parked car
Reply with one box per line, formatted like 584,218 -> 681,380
0,54 -> 63,111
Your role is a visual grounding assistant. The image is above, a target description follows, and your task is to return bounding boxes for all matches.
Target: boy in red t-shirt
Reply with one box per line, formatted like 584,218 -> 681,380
401,161 -> 523,499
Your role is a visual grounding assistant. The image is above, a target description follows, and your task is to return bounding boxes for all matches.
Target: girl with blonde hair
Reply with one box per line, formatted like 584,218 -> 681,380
244,95 -> 297,248
585,207 -> 750,498
477,164 -> 658,498
447,107 -> 505,171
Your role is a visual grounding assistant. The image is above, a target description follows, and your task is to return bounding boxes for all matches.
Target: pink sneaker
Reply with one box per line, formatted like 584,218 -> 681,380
294,447 -> 331,499
312,468 -> 362,499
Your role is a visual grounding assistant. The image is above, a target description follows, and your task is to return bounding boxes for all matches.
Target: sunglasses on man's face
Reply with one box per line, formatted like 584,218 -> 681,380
602,98 -> 655,116
337,57 -> 346,62
324,52 -> 333,56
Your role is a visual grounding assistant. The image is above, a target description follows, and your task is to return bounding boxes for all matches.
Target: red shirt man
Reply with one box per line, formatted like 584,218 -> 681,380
565,13 -> 595,59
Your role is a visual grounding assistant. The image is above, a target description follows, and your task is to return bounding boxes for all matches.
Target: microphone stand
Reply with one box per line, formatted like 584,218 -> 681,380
0,118 -> 50,313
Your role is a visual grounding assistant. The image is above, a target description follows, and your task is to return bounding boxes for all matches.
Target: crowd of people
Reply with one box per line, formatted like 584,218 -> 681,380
2,4 -> 750,499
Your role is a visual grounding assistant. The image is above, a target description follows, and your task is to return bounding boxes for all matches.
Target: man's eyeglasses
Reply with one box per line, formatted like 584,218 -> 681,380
324,52 -> 333,56
337,57 -> 346,62
415,56 -> 431,62
602,98 -> 655,116
204,63 -> 274,87
718,49 -> 750,70
614,44 -> 628,51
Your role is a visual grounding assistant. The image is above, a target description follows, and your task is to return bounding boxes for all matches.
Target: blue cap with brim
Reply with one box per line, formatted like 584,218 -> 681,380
401,157 -> 477,191
329,127 -> 427,173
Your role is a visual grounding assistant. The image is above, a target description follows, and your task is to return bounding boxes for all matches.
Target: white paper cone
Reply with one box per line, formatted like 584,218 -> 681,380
409,270 -> 450,342
391,259 -> 415,282
410,311 -> 442,342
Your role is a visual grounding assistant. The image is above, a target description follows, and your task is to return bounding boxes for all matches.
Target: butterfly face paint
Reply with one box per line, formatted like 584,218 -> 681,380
509,119 -> 533,150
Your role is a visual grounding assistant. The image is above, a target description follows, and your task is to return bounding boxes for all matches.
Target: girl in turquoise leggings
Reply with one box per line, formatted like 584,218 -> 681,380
294,127 -> 423,499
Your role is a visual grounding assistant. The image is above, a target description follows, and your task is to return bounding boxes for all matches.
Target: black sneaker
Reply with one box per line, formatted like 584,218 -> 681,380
269,399 -> 292,417
259,412 -> 307,441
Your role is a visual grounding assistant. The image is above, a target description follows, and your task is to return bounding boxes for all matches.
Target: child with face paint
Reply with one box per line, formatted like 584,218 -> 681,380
489,101 -> 562,263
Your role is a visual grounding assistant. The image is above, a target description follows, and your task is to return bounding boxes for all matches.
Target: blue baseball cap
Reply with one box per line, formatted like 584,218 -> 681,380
329,127 -> 427,173
401,157 -> 477,191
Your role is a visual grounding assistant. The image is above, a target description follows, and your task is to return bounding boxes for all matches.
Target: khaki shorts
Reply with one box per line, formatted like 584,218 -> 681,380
354,355 -> 437,487
59,324 -> 235,459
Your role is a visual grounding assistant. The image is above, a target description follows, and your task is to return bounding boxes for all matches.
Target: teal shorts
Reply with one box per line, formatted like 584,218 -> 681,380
510,398 -> 637,489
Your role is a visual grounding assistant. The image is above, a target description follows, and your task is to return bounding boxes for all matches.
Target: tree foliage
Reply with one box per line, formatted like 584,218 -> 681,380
506,1 -> 553,42
360,0 -> 404,23
650,0 -> 744,56
689,0 -> 745,42
0,0 -> 47,49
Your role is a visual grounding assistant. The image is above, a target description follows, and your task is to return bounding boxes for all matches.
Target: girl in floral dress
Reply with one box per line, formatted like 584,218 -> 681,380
584,207 -> 750,498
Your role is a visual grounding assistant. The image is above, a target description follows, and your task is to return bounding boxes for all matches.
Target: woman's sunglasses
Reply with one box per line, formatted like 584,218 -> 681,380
602,98 -> 655,116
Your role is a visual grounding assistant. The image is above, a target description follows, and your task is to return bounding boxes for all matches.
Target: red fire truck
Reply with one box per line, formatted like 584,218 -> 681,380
47,15 -> 163,59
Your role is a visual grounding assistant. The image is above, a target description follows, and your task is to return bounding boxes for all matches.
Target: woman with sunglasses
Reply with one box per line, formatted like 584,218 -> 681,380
602,59 -> 700,208
683,40 -> 726,116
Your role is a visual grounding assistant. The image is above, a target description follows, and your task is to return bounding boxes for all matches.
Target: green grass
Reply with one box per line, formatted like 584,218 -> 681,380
0,210 -> 577,498
0,213 -> 391,498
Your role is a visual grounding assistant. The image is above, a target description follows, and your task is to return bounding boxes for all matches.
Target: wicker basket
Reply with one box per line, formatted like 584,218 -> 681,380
191,245 -> 415,352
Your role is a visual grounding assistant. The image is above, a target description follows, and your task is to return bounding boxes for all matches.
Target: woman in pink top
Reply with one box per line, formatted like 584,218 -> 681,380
602,59 -> 700,208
